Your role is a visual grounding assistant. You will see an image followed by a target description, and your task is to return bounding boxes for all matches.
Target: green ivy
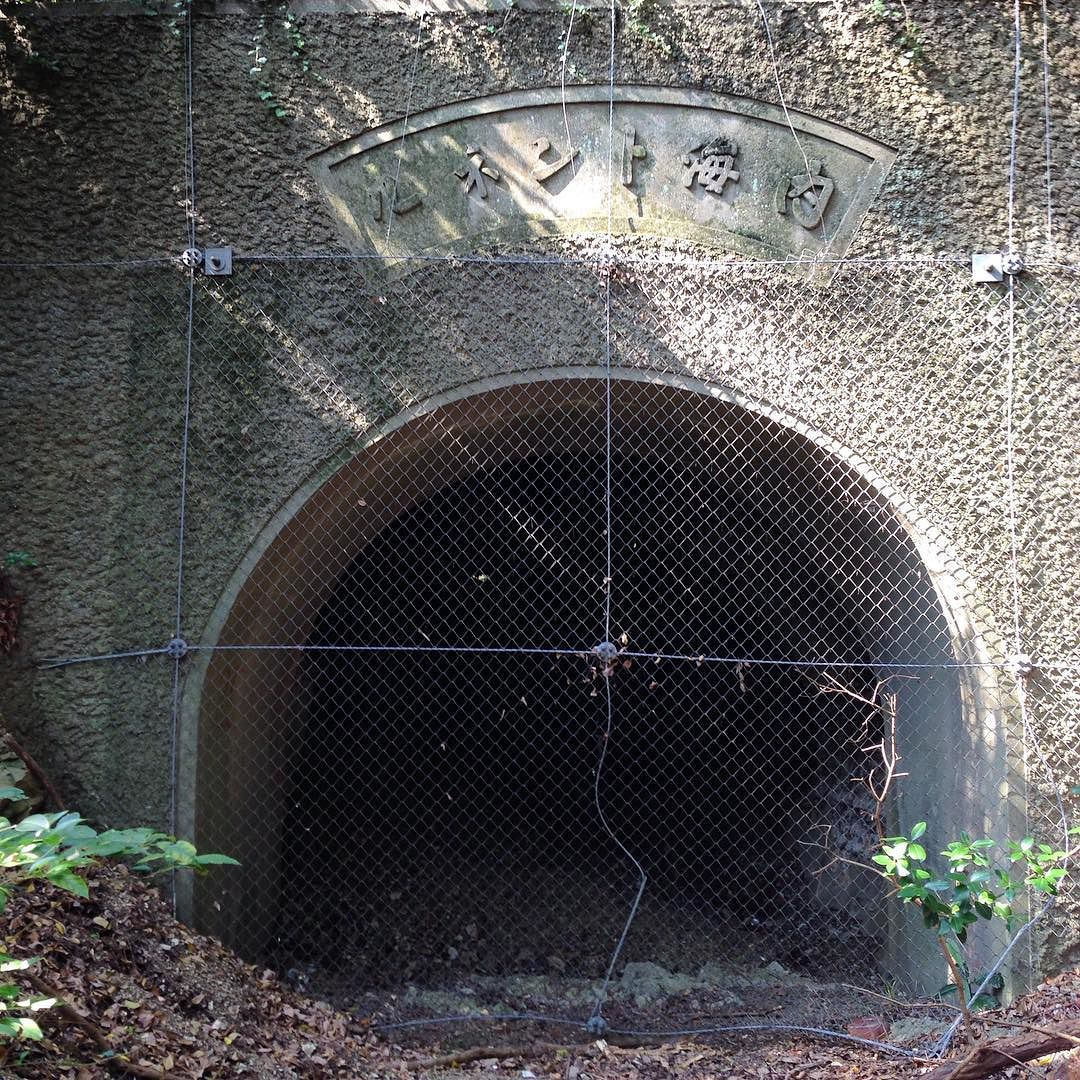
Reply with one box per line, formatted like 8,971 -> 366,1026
872,818 -> 1074,1033
1,553 -> 36,572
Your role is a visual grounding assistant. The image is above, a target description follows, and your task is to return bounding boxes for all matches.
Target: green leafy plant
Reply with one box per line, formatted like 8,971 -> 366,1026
1,553 -> 36,572
623,0 -> 671,58
245,4 -> 322,120
248,15 -> 289,120
865,0 -> 923,64
0,956 -> 53,1041
806,677 -> 1078,1043
481,0 -> 516,35
282,8 -> 310,74
138,0 -> 190,35
0,790 -> 237,1045
872,820 -> 1073,1039
0,552 -> 34,654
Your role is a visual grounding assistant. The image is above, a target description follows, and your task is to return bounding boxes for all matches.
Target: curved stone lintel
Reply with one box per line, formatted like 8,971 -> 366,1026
308,86 -> 896,270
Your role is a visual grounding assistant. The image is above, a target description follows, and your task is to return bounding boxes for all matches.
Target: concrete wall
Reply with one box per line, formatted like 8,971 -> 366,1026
1,0 -> 1078,980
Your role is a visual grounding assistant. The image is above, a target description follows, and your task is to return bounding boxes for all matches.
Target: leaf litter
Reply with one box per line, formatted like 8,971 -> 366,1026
0,864 -> 1077,1079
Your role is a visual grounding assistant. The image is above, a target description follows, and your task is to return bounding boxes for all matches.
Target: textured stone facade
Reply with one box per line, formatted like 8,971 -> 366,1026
1,0 -> 1078,985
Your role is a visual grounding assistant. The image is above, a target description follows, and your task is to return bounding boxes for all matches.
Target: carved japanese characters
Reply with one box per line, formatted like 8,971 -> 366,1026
530,136 -> 580,184
621,126 -> 646,188
682,138 -> 740,196
455,146 -> 501,198
309,87 -> 896,266
367,175 -> 422,221
775,158 -> 835,229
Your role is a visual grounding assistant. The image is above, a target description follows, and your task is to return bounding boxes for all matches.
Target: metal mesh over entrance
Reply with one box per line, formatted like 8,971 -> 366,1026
5,0 -> 1080,1056
187,369 -> 999,1024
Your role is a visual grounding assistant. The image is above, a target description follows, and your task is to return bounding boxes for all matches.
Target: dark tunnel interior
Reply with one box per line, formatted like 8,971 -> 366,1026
271,401 -> 954,992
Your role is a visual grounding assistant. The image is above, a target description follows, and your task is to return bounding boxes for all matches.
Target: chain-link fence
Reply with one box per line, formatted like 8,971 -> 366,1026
183,255 -> 1055,1018
2,0 -> 1079,1055
8,250 -> 1071,1038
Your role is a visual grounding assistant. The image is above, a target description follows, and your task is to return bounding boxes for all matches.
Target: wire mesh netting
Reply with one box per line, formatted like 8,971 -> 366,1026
95,250 -> 1060,1037
4,245 -> 1078,1041
3,0 -> 1079,1056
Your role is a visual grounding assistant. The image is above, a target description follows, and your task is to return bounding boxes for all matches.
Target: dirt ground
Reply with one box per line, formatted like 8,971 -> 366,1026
1,865 -> 1078,1079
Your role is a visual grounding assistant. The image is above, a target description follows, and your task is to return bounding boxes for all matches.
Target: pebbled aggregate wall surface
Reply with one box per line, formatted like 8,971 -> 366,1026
1,0 -> 1078,974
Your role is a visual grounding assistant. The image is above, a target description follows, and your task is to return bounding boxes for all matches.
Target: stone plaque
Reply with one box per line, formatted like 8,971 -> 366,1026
308,86 -> 895,269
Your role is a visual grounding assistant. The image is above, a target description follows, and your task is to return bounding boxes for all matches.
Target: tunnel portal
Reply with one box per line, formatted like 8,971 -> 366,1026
192,374 -> 971,1000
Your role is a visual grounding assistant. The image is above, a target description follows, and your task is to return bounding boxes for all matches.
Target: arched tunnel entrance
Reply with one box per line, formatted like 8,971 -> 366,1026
182,371 -> 1010,1005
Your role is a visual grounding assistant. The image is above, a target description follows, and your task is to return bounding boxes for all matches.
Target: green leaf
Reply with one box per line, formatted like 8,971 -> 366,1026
46,870 -> 89,898
193,853 -> 240,866
13,815 -> 53,834
909,821 -> 927,841
925,879 -> 952,893
0,789 -> 26,802
14,1017 -> 43,1040
907,843 -> 927,861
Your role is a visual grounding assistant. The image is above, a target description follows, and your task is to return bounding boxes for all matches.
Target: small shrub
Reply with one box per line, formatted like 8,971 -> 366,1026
0,791 -> 237,1044
873,818 -> 1075,1037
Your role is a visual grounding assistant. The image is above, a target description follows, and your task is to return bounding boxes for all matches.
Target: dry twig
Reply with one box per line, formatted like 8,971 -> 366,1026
3,732 -> 63,811
921,1018 -> 1080,1080
414,1033 -> 665,1069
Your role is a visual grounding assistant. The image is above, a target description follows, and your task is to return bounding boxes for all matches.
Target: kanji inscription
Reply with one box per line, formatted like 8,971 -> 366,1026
682,138 -> 740,196
367,176 -> 422,221
454,146 -> 500,199
775,158 -> 835,229
621,126 -> 646,188
529,136 -> 579,184
309,86 -> 896,272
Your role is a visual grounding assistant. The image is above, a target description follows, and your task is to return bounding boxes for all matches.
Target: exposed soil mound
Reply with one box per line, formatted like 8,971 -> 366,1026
2,864 -> 1078,1079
